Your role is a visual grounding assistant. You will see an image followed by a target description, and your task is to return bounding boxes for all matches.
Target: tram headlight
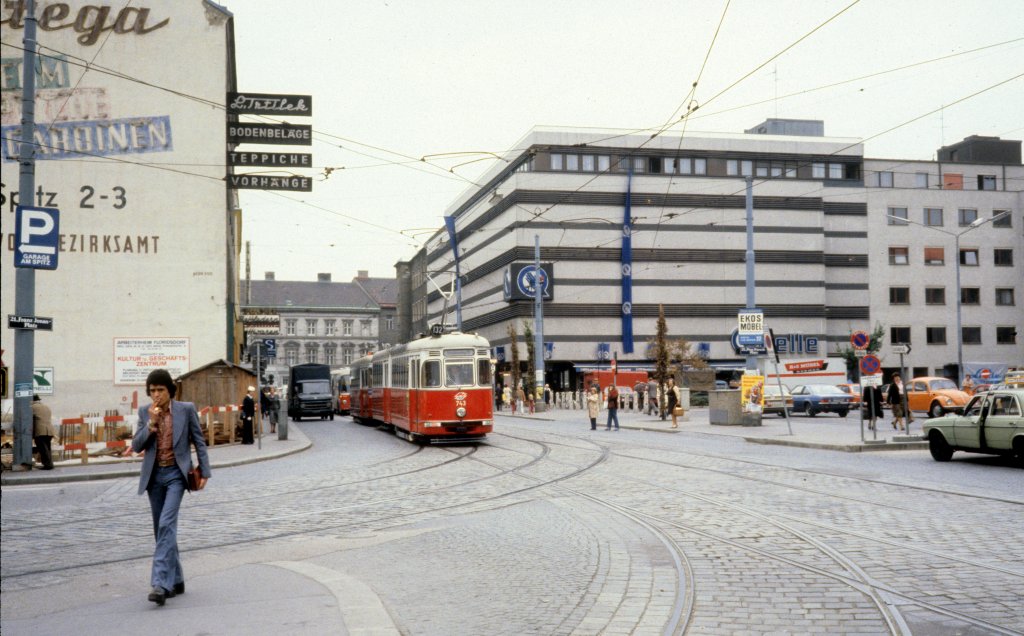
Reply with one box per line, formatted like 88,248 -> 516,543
456,407 -> 467,418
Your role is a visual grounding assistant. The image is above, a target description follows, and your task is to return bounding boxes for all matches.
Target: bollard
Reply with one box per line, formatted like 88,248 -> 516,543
278,416 -> 288,440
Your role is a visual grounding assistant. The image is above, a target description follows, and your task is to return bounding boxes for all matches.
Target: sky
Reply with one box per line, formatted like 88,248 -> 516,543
227,0 -> 1024,283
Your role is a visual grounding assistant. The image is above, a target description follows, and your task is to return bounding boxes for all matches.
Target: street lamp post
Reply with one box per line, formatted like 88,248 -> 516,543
885,210 -> 1010,385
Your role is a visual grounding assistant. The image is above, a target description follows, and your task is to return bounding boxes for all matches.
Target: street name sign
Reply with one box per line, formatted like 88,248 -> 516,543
8,315 -> 54,330
14,205 -> 60,269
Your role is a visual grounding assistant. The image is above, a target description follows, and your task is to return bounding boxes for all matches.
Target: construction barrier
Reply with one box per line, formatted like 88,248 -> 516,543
50,403 -> 242,464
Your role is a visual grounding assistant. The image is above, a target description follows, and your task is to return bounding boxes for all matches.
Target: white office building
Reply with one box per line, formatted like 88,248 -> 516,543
403,124 -> 1021,390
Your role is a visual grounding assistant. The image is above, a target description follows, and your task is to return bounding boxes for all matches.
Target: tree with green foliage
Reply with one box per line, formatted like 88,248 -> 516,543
523,321 -> 536,398
507,323 -> 521,404
651,304 -> 670,419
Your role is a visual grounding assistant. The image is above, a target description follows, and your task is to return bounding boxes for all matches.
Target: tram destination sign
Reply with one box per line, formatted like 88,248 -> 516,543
227,92 -> 312,117
227,122 -> 312,146
228,151 -> 312,168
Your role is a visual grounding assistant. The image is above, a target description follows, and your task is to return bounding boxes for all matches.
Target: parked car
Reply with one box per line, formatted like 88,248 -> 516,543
790,384 -> 857,417
836,383 -> 862,405
907,376 -> 970,418
714,380 -> 729,390
922,388 -> 1024,463
763,384 -> 793,416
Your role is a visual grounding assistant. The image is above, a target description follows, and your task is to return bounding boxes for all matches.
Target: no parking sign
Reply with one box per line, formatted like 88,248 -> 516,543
859,354 -> 881,375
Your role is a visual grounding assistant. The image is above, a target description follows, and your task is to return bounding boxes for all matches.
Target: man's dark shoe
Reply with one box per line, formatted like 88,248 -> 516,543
148,587 -> 166,606
173,582 -> 185,595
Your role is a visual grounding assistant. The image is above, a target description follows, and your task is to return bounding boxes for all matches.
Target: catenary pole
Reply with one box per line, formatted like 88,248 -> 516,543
13,0 -> 39,469
534,235 -> 544,408
744,176 -> 756,371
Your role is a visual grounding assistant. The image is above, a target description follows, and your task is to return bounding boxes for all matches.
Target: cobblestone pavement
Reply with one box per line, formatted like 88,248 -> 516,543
2,417 -> 1022,635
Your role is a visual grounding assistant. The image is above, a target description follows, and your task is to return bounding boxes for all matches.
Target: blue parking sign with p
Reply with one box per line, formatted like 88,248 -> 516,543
15,206 -> 60,270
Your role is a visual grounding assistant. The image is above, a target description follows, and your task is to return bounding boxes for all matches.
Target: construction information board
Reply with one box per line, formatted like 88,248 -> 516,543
113,337 -> 190,385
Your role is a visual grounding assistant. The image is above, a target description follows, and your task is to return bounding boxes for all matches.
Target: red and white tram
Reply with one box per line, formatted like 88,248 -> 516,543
350,330 -> 494,443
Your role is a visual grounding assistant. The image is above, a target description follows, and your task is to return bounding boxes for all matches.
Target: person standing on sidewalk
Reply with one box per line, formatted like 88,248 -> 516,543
647,378 -> 659,415
31,395 -> 55,470
862,384 -> 884,431
666,377 -> 682,428
887,374 -> 906,431
241,386 -> 256,444
268,386 -> 281,434
605,386 -> 620,430
515,385 -> 526,415
132,369 -> 210,606
586,386 -> 601,430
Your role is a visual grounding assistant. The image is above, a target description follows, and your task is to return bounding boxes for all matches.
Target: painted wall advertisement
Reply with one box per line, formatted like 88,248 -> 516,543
114,337 -> 190,385
1,3 -> 230,414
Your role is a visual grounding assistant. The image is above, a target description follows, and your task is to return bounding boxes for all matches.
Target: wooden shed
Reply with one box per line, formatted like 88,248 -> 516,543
175,359 -> 256,413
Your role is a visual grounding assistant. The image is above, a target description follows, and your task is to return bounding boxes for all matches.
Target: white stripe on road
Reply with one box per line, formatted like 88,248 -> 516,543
269,560 -> 401,635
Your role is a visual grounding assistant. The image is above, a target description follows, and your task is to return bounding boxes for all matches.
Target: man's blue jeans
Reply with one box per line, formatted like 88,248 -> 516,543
147,465 -> 185,592
606,409 -> 619,430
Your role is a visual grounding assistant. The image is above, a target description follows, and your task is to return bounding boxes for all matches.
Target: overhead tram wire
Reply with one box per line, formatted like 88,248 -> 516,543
631,68 -> 1024,269
683,36 -> 1024,124
645,0 -> 732,252
523,0 -> 864,235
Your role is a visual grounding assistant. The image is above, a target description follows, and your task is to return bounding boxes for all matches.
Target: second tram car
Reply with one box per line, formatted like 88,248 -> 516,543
331,370 -> 352,416
350,331 -> 494,443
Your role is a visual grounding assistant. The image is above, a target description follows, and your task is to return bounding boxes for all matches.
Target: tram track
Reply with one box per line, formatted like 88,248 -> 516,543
2,434 -> 609,581
474,429 -> 1024,634
611,445 -> 1024,507
591,451 -> 1024,634
1,444 -> 459,535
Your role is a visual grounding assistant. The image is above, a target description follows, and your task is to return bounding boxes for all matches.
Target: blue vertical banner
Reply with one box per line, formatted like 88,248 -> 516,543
620,170 -> 634,353
443,215 -> 462,330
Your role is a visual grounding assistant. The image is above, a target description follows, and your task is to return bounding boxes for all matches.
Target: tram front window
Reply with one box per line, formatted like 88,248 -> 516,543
445,362 -> 474,387
423,360 -> 442,387
477,359 -> 492,386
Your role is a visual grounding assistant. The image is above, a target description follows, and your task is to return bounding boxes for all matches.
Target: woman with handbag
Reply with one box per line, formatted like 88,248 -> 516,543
666,377 -> 682,428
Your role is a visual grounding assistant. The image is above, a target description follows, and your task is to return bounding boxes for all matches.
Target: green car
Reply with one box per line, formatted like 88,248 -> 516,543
922,389 -> 1024,463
